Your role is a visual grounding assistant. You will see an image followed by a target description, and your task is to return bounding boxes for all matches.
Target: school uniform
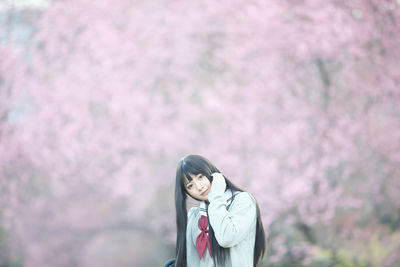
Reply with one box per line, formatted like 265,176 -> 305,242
186,180 -> 257,267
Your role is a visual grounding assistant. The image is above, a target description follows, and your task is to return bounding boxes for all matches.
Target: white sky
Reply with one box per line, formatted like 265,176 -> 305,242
0,0 -> 53,10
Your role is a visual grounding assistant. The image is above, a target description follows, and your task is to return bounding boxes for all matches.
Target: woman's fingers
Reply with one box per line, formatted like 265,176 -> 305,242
211,172 -> 225,183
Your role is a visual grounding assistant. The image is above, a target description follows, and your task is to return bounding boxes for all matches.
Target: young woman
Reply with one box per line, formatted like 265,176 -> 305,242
171,154 -> 266,267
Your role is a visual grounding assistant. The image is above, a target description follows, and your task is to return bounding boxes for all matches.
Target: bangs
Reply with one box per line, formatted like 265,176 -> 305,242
181,168 -> 202,186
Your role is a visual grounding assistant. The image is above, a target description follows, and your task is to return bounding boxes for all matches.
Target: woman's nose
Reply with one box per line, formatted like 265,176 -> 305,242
194,180 -> 203,190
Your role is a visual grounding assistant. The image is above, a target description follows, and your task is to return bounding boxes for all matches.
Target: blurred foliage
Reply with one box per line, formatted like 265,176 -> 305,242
1,0 -> 400,266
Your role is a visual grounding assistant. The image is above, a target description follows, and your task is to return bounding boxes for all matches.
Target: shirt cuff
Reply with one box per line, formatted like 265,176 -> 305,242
208,179 -> 226,200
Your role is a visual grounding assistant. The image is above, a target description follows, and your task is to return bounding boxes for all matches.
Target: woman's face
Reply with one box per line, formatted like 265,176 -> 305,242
184,173 -> 211,201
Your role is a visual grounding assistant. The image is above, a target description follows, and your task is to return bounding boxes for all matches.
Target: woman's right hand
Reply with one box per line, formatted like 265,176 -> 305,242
211,172 -> 225,184
210,173 -> 227,195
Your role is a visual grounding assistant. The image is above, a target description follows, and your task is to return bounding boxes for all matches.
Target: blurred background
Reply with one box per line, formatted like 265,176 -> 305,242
1,0 -> 400,266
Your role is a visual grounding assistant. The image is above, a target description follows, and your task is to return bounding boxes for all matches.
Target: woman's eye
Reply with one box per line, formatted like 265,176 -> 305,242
187,184 -> 193,189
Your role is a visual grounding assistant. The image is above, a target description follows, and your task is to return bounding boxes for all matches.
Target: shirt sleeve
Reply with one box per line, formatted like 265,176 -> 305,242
186,207 -> 200,267
207,180 -> 257,248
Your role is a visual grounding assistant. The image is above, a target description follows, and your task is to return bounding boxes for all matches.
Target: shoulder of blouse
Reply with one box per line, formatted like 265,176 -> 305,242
187,206 -> 199,218
226,191 -> 256,210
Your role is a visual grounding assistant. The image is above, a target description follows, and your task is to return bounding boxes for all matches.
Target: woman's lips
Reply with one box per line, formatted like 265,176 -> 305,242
201,189 -> 209,196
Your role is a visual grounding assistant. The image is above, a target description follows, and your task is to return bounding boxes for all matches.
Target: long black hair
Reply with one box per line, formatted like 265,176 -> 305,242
174,154 -> 266,267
